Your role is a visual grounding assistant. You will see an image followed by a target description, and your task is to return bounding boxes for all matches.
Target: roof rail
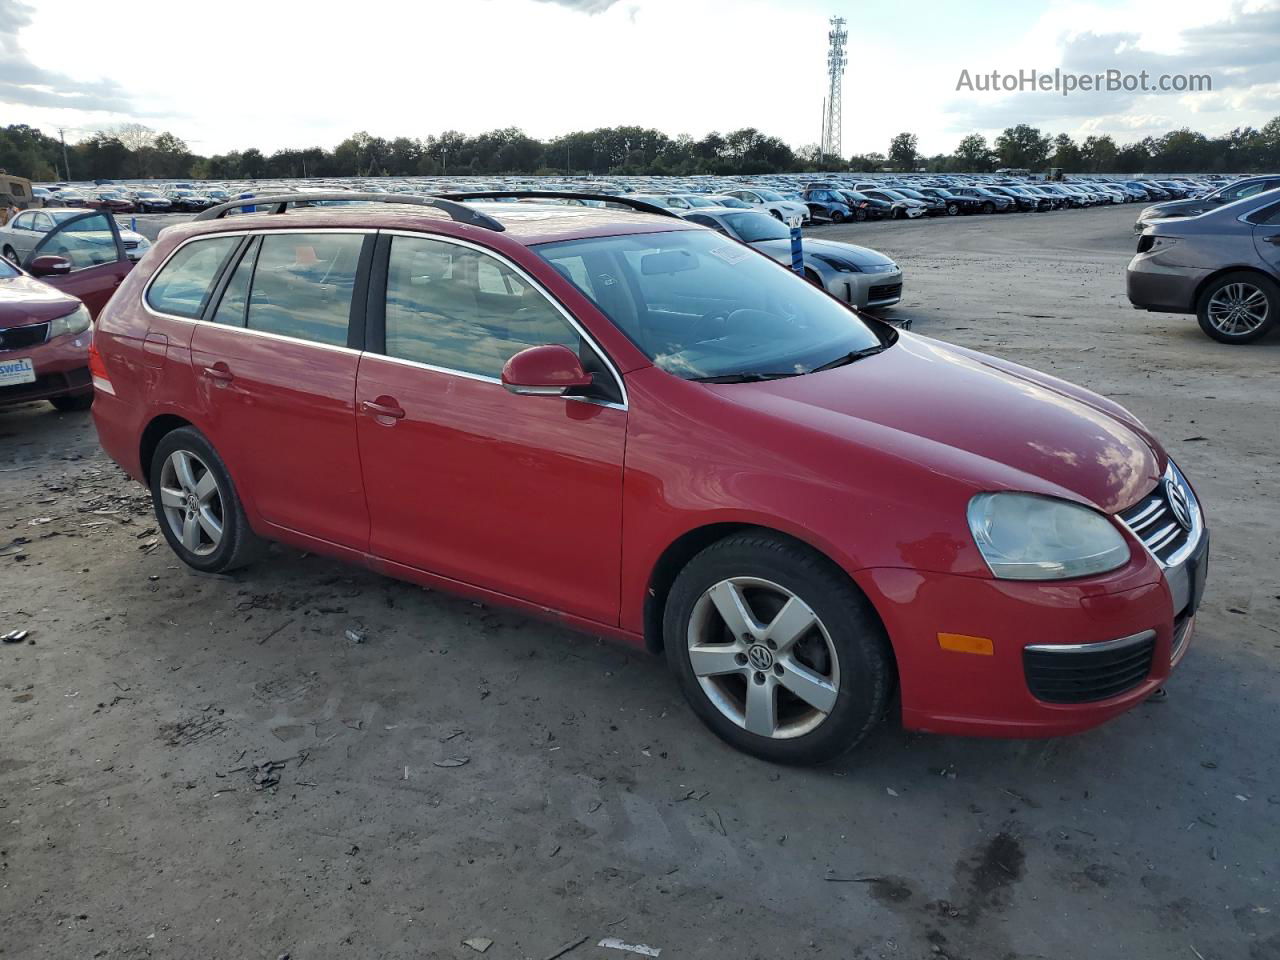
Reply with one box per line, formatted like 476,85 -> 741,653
193,192 -> 505,231
436,190 -> 682,220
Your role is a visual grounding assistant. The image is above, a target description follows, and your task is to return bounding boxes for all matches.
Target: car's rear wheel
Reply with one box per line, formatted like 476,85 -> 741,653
150,427 -> 262,573
981,202 -> 995,214
830,209 -> 845,224
1196,272 -> 1277,344
664,532 -> 894,764
49,393 -> 93,413
854,207 -> 867,222
2,245 -> 18,265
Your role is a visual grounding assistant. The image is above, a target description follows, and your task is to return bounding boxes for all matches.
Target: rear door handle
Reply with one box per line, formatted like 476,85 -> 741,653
203,364 -> 233,384
362,398 -> 406,420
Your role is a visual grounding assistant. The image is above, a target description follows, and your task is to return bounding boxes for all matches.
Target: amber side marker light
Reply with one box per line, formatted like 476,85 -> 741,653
937,633 -> 994,656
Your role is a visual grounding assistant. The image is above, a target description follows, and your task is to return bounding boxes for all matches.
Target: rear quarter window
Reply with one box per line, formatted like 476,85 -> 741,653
147,237 -> 241,319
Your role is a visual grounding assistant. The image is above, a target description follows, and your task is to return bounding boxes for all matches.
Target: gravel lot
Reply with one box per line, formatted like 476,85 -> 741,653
2,203 -> 1277,960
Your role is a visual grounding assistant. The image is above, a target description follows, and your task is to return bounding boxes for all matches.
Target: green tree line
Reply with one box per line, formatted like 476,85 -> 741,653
3,118 -> 1278,182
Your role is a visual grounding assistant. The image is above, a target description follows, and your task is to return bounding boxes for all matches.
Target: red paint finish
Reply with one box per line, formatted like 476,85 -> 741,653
189,325 -> 369,551
355,354 -> 626,624
91,207 -> 1202,742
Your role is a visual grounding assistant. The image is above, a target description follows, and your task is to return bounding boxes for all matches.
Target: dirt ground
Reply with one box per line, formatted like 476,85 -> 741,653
2,203 -> 1277,960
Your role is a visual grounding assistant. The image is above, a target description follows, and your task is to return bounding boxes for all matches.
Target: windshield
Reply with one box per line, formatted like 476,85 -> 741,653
876,189 -> 908,201
535,230 -> 886,381
755,189 -> 785,201
723,211 -> 790,242
714,196 -> 751,208
682,196 -> 716,208
895,188 -> 927,199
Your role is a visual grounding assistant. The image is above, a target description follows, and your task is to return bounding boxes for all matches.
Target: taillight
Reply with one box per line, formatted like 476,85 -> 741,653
88,338 -> 115,396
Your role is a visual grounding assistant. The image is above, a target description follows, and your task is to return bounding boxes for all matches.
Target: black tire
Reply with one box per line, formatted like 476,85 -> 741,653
2,246 -> 18,265
1195,272 -> 1278,344
981,202 -> 995,214
49,393 -> 93,412
830,209 -> 845,224
946,203 -> 959,216
149,426 -> 263,573
663,532 -> 894,764
854,207 -> 867,222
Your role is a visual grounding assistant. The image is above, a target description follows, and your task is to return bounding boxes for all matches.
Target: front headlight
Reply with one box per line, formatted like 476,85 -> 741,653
967,492 -> 1130,580
48,303 -> 91,339
813,253 -> 861,273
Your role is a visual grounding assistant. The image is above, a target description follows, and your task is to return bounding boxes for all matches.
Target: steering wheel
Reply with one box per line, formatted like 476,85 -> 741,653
689,307 -> 733,342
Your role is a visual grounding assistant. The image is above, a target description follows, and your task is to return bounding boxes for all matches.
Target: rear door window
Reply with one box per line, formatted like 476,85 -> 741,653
245,233 -> 364,347
209,237 -> 259,326
146,236 -> 240,318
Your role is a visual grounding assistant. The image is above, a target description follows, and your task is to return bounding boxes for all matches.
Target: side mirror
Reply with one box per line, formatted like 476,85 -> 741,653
501,344 -> 593,397
27,255 -> 72,277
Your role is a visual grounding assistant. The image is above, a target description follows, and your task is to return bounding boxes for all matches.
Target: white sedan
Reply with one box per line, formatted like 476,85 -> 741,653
722,188 -> 811,224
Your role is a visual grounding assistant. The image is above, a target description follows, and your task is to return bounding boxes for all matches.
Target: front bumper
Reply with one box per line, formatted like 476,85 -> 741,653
827,270 -> 904,309
856,519 -> 1208,738
0,331 -> 92,407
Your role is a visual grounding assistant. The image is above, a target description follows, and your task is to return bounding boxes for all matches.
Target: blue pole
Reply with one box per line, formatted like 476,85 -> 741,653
789,221 -> 804,276
130,217 -> 137,232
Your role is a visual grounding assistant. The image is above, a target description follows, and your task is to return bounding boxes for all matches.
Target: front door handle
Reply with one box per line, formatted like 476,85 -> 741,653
1263,234 -> 1280,245
362,397 -> 406,420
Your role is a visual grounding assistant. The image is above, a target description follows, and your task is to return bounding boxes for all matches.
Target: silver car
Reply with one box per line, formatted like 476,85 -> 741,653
681,207 -> 904,311
1134,175 -> 1280,233
1,207 -> 152,264
1127,188 -> 1280,344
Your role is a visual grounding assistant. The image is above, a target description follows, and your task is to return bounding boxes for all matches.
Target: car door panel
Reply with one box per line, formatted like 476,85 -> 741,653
190,231 -> 371,551
25,210 -> 132,317
357,358 -> 625,623
355,233 -> 626,624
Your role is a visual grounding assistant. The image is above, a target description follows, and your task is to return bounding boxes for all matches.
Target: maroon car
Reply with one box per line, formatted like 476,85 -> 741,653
0,211 -> 134,412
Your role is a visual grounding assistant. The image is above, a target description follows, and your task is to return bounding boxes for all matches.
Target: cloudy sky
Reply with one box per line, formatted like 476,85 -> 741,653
2,0 -> 1277,155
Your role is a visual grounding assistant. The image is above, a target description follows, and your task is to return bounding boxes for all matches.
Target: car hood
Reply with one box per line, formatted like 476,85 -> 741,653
0,272 -> 81,327
752,237 -> 895,267
714,333 -> 1162,514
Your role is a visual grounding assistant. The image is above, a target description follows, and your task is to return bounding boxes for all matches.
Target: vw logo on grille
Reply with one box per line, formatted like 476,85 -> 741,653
747,644 -> 774,671
1165,476 -> 1193,531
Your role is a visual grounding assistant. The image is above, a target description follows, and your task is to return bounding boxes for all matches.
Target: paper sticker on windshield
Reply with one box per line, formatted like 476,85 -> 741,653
708,245 -> 750,265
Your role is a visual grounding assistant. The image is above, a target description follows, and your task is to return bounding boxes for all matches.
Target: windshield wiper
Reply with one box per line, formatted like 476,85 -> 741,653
809,344 -> 888,373
690,371 -> 801,383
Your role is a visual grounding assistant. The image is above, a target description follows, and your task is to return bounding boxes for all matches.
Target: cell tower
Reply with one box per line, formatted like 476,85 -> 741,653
823,16 -> 848,161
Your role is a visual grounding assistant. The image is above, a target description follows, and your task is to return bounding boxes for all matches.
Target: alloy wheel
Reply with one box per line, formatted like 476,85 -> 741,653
158,449 -> 224,556
1207,282 -> 1269,336
686,577 -> 840,739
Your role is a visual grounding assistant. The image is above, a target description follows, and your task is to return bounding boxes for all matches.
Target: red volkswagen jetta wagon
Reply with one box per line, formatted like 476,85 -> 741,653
90,193 -> 1208,763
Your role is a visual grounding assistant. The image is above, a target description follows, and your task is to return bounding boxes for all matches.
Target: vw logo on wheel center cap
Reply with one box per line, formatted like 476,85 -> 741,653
747,644 -> 774,670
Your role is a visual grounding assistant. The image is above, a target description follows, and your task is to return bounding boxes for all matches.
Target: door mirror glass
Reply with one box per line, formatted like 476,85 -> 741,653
501,344 -> 593,397
27,254 -> 72,277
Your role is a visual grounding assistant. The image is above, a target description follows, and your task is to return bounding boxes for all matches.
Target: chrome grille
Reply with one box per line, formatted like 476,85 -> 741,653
1119,465 -> 1198,566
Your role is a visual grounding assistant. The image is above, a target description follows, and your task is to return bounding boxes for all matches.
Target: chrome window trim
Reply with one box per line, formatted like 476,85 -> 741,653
381,228 -> 629,410
141,227 -> 377,325
1025,629 -> 1155,656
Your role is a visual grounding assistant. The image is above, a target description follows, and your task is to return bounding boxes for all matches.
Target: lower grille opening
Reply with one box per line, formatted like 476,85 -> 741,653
1024,632 -> 1155,704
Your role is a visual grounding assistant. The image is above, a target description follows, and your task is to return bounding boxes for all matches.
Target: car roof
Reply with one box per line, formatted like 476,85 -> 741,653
157,200 -> 699,247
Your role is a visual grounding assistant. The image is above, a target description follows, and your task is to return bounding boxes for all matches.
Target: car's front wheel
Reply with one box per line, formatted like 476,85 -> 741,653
830,209 -> 845,224
664,532 -> 894,764
2,245 -> 18,265
150,427 -> 262,573
946,203 -> 959,216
